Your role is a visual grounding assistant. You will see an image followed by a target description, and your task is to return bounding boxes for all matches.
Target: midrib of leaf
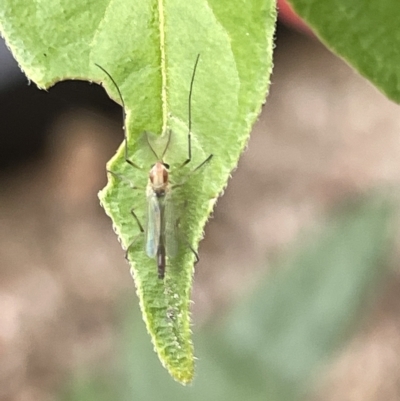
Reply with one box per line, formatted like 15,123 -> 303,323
157,0 -> 168,134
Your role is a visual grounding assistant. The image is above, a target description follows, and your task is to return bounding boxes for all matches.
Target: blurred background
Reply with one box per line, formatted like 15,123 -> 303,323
1,3 -> 400,400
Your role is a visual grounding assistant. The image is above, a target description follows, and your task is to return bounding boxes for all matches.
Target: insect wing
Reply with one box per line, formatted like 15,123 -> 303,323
145,191 -> 161,258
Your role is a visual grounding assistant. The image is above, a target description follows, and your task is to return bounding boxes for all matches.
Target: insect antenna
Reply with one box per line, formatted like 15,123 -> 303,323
145,133 -> 160,161
180,54 -> 200,168
95,64 -> 140,169
161,129 -> 173,161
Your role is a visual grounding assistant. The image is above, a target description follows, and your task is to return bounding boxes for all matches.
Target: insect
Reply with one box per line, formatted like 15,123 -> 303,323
96,55 -> 212,279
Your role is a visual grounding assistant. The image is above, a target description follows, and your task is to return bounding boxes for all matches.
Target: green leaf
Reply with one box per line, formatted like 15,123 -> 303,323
286,0 -> 400,103
0,0 -> 277,383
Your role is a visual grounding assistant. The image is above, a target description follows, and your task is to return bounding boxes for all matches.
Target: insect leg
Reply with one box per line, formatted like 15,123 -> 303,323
130,208 -> 145,233
106,168 -> 145,260
125,208 -> 145,261
174,202 -> 200,264
171,153 -> 213,189
107,169 -> 144,190
181,236 -> 199,264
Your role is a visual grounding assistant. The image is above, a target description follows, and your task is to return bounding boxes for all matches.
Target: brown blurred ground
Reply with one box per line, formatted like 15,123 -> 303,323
1,27 -> 400,400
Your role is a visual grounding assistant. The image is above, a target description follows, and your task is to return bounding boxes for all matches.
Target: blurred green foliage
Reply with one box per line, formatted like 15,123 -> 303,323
288,0 -> 400,103
62,196 -> 395,401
